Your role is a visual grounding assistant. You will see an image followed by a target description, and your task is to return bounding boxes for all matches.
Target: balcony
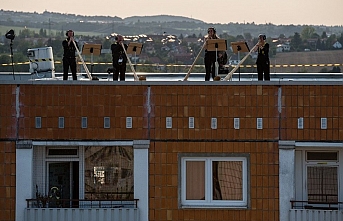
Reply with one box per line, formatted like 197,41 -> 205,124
25,199 -> 139,221
290,200 -> 343,221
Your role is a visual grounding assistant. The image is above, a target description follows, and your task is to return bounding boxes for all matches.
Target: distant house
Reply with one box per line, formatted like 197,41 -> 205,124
160,45 -> 170,51
182,37 -> 202,46
144,46 -> 156,54
333,41 -> 342,49
229,54 -> 240,65
173,53 -> 193,65
147,34 -> 165,42
276,44 -> 291,52
306,38 -> 318,48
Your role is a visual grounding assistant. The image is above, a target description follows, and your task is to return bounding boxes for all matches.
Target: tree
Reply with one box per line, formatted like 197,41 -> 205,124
337,33 -> 343,46
243,32 -> 252,41
311,33 -> 320,39
236,35 -> 244,41
291,32 -> 302,51
0,54 -> 11,64
18,29 -> 35,38
316,38 -> 322,50
321,31 -> 327,39
39,28 -> 47,37
279,34 -> 286,39
301,26 -> 316,40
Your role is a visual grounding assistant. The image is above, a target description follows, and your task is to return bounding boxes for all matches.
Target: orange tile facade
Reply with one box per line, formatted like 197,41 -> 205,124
149,141 -> 279,221
1,82 -> 343,221
0,142 -> 16,221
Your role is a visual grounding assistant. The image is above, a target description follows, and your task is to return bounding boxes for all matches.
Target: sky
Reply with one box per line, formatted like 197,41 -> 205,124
1,0 -> 343,26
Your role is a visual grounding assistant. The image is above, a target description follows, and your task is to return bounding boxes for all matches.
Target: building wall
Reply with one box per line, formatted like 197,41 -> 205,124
0,142 -> 16,221
1,82 -> 343,221
280,85 -> 343,140
149,141 -> 279,221
0,84 -> 17,221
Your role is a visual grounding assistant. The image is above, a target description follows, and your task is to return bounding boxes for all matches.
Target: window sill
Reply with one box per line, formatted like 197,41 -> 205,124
181,205 -> 248,209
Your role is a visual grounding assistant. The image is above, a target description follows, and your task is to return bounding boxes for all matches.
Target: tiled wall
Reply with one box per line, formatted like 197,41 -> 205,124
1,84 -> 281,141
15,84 -> 148,140
0,142 -> 16,221
1,82 -> 343,221
0,85 -> 17,221
149,141 -> 279,221
0,85 -> 17,139
149,85 -> 279,140
280,85 -> 343,140
3,83 -> 343,141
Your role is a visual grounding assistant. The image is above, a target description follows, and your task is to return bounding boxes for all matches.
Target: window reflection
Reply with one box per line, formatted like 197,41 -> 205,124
85,146 -> 133,200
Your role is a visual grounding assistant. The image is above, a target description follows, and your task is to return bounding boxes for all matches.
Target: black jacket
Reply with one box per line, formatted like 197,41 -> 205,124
62,38 -> 78,58
256,43 -> 269,64
111,42 -> 128,65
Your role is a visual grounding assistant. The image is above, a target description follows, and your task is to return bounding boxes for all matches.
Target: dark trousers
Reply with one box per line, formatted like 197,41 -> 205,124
63,57 -> 77,80
204,57 -> 216,81
257,62 -> 270,81
113,64 -> 126,81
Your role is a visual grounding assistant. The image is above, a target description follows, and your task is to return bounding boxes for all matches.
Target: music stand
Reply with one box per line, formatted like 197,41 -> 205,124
127,42 -> 143,69
206,39 -> 227,76
82,43 -> 102,75
231,41 -> 250,81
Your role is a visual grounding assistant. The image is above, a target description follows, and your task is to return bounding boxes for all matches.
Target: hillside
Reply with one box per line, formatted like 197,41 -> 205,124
124,15 -> 203,23
272,50 -> 343,72
1,9 -> 343,37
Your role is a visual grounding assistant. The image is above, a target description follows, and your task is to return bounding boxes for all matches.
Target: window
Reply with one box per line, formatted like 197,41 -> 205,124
305,151 -> 339,204
280,142 -> 343,213
180,155 -> 248,208
294,149 -> 342,209
58,117 -> 65,128
306,151 -> 338,162
33,145 -> 134,203
307,166 -> 338,203
47,148 -> 78,156
84,146 -> 134,200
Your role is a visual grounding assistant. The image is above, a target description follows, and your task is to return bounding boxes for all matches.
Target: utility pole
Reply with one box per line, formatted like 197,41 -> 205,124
48,18 -> 51,38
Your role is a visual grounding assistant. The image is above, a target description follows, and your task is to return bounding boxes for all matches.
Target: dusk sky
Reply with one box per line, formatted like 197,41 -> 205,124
2,0 -> 342,26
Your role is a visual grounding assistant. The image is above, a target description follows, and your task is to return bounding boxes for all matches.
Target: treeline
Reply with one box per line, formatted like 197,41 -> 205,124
0,26 -> 342,73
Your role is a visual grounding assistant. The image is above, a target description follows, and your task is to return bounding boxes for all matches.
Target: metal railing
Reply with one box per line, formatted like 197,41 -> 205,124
85,191 -> 134,200
26,198 -> 138,209
291,200 -> 343,210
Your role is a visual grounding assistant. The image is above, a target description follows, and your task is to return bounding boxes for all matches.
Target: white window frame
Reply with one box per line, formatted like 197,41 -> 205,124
294,148 -> 343,208
180,154 -> 248,208
279,141 -> 343,221
16,140 -> 150,221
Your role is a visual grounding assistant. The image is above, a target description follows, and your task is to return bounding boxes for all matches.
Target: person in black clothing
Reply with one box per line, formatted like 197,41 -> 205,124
217,51 -> 228,74
62,30 -> 78,80
111,35 -> 128,81
255,34 -> 270,81
204,27 -> 220,81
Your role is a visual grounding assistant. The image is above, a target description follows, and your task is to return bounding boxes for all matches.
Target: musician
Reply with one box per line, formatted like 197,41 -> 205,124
217,51 -> 228,74
62,30 -> 78,80
204,27 -> 220,81
255,34 -> 270,81
111,35 -> 128,81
